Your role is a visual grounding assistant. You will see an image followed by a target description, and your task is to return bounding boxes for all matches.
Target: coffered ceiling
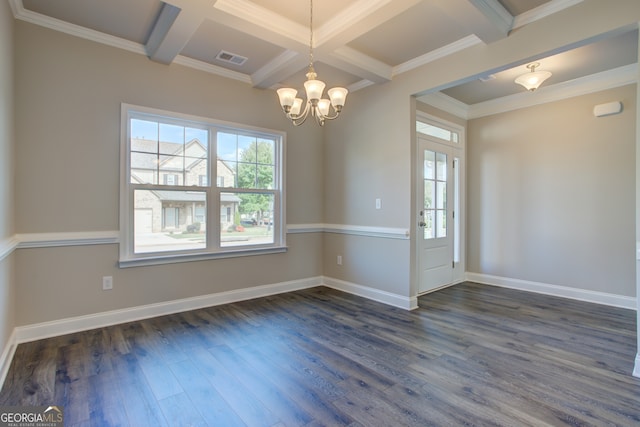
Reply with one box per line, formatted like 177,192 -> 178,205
9,0 -> 639,113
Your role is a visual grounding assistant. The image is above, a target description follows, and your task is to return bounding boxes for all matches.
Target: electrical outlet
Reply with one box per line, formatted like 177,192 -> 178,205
337,255 -> 343,265
376,198 -> 381,210
102,276 -> 113,290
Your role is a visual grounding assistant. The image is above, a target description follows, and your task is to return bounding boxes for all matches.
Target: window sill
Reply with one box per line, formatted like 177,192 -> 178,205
119,246 -> 288,268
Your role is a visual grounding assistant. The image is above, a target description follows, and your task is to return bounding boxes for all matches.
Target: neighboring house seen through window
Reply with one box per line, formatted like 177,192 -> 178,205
120,104 -> 285,266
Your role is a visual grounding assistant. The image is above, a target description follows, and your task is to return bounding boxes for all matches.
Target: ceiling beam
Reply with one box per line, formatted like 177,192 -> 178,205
433,0 -> 513,44
146,1 -> 208,64
251,51 -> 309,89
216,0 -> 419,86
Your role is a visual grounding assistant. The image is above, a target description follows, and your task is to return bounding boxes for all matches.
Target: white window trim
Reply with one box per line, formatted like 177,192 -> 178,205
416,111 -> 466,150
119,103 -> 286,268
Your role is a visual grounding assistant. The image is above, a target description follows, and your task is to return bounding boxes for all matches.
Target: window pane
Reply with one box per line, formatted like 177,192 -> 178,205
218,132 -> 238,161
218,160 -> 237,188
221,192 -> 274,247
131,119 -> 158,147
437,210 -> 447,238
424,210 -> 434,239
257,165 -> 275,189
131,137 -> 158,154
237,163 -> 256,188
159,155 -> 183,185
134,190 -> 206,254
424,150 -> 435,180
417,121 -> 452,141
257,139 -> 275,165
159,123 -> 184,150
436,153 -> 447,181
131,118 -> 209,188
131,152 -> 158,184
238,135 -> 255,156
436,181 -> 446,209
424,181 -> 434,209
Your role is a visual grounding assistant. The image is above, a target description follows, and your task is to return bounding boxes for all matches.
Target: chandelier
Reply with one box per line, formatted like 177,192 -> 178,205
276,0 -> 348,126
514,62 -> 552,91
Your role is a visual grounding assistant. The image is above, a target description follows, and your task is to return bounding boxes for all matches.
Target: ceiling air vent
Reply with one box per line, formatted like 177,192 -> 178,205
216,50 -> 248,66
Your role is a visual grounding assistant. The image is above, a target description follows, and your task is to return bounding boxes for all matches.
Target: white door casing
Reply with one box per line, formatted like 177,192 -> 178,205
416,113 -> 464,295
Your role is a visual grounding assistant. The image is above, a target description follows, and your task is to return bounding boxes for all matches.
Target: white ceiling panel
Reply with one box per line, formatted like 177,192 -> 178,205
181,20 -> 286,75
348,2 -> 469,66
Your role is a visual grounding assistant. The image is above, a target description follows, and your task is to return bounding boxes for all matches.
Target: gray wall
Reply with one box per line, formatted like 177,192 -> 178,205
321,0 -> 640,300
467,85 -> 636,296
6,0 -> 640,329
0,1 -> 15,363
13,21 -> 324,325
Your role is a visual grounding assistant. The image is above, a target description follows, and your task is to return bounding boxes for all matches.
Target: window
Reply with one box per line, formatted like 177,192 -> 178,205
120,104 -> 285,266
164,174 -> 179,185
417,120 -> 459,144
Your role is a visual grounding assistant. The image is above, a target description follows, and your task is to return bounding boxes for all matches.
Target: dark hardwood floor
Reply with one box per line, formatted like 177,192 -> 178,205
1,282 -> 639,426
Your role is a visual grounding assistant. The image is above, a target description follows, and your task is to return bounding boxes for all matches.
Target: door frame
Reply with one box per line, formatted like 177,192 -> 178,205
414,112 -> 466,295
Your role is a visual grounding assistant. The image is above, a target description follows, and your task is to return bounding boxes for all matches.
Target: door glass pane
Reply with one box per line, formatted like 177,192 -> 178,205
436,153 -> 447,181
424,210 -> 434,239
437,210 -> 447,238
424,181 -> 434,209
423,148 -> 448,240
424,150 -> 435,180
436,182 -> 446,210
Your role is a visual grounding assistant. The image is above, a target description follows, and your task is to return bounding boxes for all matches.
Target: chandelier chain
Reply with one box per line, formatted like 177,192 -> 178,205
309,0 -> 314,70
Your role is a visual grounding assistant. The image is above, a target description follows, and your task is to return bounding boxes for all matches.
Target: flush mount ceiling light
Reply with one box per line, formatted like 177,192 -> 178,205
514,62 -> 552,91
276,0 -> 348,126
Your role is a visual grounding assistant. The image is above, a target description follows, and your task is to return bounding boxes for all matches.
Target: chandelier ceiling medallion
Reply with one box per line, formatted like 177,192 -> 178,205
276,0 -> 348,126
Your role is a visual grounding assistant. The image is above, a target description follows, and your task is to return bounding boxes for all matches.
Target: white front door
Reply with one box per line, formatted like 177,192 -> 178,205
418,137 -> 455,294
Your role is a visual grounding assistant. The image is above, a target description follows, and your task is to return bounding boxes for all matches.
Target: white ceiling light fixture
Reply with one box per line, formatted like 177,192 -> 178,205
276,0 -> 348,126
514,62 -> 552,91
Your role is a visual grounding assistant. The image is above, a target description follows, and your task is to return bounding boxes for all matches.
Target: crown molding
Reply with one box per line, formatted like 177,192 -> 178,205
512,0 -> 584,30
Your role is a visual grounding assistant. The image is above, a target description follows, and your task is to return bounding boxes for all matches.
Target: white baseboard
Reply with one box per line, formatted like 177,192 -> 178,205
322,276 -> 418,310
466,272 -> 637,310
633,353 -> 640,378
0,329 -> 17,390
14,277 -> 323,344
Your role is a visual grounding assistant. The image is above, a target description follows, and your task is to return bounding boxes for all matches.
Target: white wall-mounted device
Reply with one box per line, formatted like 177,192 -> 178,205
593,101 -> 623,117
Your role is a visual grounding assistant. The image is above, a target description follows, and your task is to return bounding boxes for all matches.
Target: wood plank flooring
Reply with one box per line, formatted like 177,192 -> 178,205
1,282 -> 639,426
